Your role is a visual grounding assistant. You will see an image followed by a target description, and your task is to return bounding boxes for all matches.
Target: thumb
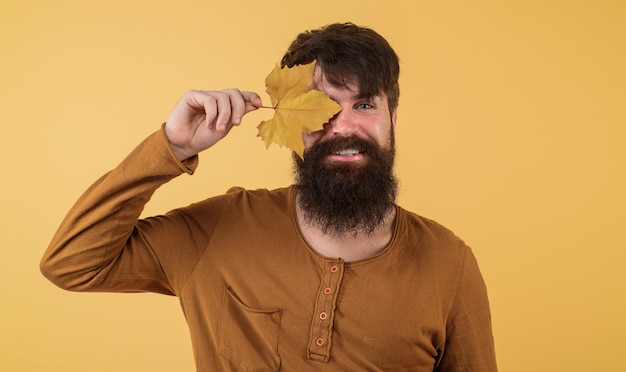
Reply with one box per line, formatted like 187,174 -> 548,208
243,91 -> 263,113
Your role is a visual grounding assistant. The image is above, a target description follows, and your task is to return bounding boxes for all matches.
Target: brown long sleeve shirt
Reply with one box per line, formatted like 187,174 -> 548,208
41,127 -> 497,371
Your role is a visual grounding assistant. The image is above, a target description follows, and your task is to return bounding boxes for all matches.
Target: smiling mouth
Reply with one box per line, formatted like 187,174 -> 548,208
333,149 -> 361,156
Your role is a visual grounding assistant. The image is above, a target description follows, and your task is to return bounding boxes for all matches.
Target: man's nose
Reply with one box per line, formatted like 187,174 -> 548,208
327,109 -> 356,136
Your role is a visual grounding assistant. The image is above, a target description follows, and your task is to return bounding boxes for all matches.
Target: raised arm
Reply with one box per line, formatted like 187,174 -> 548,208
40,89 -> 261,293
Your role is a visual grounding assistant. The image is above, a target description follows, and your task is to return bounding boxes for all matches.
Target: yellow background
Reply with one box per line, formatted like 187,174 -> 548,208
1,1 -> 624,371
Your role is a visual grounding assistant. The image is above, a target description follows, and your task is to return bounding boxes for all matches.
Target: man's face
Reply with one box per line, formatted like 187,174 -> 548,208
302,66 -> 397,159
293,66 -> 398,237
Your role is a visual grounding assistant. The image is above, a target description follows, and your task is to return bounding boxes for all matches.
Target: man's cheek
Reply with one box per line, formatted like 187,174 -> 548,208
302,131 -> 323,149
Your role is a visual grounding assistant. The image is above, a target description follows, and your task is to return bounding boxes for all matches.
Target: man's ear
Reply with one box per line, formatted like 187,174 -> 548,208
391,109 -> 398,131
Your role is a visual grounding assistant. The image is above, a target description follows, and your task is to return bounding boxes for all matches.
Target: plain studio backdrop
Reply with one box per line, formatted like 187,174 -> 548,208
1,1 -> 624,371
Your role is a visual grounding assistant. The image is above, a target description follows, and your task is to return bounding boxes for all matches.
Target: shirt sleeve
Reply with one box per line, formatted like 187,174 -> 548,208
40,125 -> 202,295
436,247 -> 498,371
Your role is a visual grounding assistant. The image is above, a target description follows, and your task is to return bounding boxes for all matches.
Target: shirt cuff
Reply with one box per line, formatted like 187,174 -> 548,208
159,123 -> 198,175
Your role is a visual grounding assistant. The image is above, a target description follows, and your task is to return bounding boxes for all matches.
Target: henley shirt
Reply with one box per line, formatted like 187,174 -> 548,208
41,127 -> 497,371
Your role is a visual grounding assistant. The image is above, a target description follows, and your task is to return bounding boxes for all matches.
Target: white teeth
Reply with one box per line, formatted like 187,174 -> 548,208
335,149 -> 360,156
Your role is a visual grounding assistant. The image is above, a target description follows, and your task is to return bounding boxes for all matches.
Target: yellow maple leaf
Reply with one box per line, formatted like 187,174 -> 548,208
257,61 -> 341,157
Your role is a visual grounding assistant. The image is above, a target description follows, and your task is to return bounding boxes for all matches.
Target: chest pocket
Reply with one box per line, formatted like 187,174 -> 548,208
218,286 -> 282,371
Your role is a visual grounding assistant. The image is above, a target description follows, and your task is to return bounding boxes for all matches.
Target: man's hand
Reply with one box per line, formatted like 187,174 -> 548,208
165,89 -> 262,161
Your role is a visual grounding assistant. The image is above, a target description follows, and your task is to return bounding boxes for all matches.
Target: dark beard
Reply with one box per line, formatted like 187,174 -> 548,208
293,135 -> 398,237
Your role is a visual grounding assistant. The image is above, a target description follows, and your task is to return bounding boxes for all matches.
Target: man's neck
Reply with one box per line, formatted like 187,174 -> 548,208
295,202 -> 396,262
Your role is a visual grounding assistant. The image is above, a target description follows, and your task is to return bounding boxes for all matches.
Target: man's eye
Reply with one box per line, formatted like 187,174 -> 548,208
356,103 -> 374,109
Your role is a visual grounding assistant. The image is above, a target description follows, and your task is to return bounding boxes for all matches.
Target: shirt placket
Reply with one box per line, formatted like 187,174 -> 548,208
307,259 -> 344,362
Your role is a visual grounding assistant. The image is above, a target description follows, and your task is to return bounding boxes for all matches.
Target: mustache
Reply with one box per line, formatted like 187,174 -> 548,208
304,136 -> 379,157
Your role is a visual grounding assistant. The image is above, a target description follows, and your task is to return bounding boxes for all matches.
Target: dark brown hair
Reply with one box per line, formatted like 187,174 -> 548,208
281,22 -> 400,112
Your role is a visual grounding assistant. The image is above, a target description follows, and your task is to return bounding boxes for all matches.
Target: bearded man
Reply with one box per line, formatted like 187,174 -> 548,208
41,22 -> 497,371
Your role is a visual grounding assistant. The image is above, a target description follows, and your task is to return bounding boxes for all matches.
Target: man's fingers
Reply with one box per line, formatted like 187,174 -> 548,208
225,89 -> 246,126
222,89 -> 263,128
204,91 -> 232,131
180,89 -> 262,133
242,91 -> 263,113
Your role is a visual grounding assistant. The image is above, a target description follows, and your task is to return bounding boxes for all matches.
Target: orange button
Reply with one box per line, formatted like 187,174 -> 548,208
316,337 -> 324,346
319,311 -> 328,320
323,287 -> 332,295
330,265 -> 338,273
